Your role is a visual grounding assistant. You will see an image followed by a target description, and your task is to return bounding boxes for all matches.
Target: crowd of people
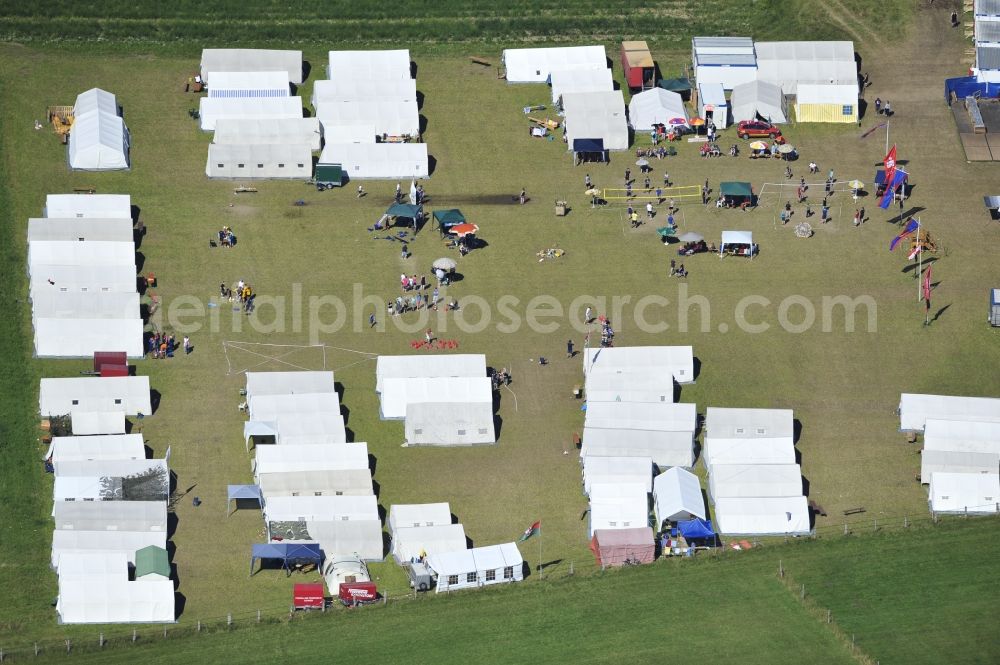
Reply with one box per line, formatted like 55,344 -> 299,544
147,331 -> 190,358
215,226 -> 236,248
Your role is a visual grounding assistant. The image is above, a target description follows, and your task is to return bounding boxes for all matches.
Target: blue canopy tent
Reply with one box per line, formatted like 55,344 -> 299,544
227,484 -> 263,516
677,518 -> 716,544
250,543 -> 323,577
573,138 -> 607,165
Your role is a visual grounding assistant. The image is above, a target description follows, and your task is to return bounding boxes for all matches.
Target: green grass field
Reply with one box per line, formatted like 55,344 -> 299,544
0,1 -> 999,661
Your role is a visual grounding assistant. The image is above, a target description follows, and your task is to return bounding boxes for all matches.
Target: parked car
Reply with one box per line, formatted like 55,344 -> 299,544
737,120 -> 785,142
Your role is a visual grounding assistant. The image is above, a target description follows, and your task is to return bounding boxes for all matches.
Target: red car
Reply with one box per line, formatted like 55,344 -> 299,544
737,120 -> 785,142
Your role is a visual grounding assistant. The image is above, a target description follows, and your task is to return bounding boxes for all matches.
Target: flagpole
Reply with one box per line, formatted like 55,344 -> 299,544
917,219 -> 922,301
885,118 -> 890,155
538,520 -> 543,579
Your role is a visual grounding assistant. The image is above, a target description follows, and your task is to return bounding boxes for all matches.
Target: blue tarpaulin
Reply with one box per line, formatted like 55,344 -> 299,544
944,76 -> 995,104
573,138 -> 605,153
677,518 -> 715,541
250,543 -> 323,576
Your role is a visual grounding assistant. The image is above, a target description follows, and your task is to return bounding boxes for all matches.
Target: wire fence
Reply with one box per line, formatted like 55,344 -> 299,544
2,511 -> 996,662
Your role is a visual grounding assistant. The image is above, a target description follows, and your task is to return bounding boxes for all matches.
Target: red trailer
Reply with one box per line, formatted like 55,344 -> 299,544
621,41 -> 655,91
293,583 -> 326,610
93,351 -> 127,372
99,364 -> 129,377
339,581 -> 378,606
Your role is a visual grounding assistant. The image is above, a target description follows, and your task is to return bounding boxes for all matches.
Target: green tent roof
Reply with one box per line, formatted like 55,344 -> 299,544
386,203 -> 422,218
720,181 -> 753,197
432,209 -> 466,226
135,545 -> 170,579
658,77 -> 692,92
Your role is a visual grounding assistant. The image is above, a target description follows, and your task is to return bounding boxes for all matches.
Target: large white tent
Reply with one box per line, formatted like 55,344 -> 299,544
57,578 -> 174,624
583,346 -> 694,384
652,467 -> 706,526
899,394 -> 1000,431
244,414 -> 347,448
35,318 -> 144,359
404,402 -> 496,446
51,530 -> 167,569
311,78 -> 417,106
31,291 -> 139,321
39,376 -> 151,416
249,392 -> 341,421
54,458 -> 168,481
213,118 -> 322,151
70,410 -> 127,435
550,67 -> 614,104
562,90 -> 629,152
584,371 -> 675,404
206,143 -> 312,179
257,469 -> 373,497
427,543 -> 523,593
324,124 -> 377,144
920,450 -> 999,481
388,503 -> 453,533
56,551 -> 128,581
245,371 -> 336,399
29,264 -> 138,297
253,442 -> 369,478
27,217 -> 134,243
200,49 -> 303,84
69,106 -> 130,171
730,79 -> 788,124
206,71 -> 290,98
754,41 -> 856,95
327,49 -> 411,81
47,433 -> 145,466
379,376 -> 492,420
588,483 -> 650,537
45,194 -> 131,220
581,427 -> 695,468
316,101 -> 420,138
585,401 -> 697,434
53,501 -> 167,532
502,45 -> 607,83
198,96 -> 303,132
264,495 -> 379,523
928,472 -> 1000,514
703,408 -> 796,468
690,37 -> 758,90
391,524 -> 467,562
297,520 -> 384,561
712,496 -> 811,536
708,464 -> 803,499
28,240 -> 135,272
319,143 -> 428,180
628,88 -> 689,132
922,419 -> 1000,455
376,354 -> 486,393
582,456 -> 654,494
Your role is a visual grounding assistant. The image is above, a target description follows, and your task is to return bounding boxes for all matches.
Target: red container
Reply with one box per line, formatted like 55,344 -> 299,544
339,581 -> 377,606
93,351 -> 127,372
293,583 -> 326,610
100,364 -> 129,377
620,41 -> 655,91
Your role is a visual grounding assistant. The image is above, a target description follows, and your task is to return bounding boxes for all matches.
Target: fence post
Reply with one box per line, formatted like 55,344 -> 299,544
569,561 -> 574,576
778,559 -> 783,578
904,515 -> 908,528
843,523 -> 848,536
800,584 -> 805,600
65,639 -> 71,654
827,609 -> 831,624
227,613 -> 232,629
873,517 -> 878,532
34,643 -> 39,656
163,626 -> 167,639
197,620 -> 201,633
852,634 -> 855,650
1,648 -> 4,662
99,632 -> 104,648
257,609 -> 261,623
133,629 -> 137,643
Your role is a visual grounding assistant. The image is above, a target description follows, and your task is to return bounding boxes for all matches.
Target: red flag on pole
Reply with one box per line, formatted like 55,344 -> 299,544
884,144 -> 897,184
923,265 -> 933,301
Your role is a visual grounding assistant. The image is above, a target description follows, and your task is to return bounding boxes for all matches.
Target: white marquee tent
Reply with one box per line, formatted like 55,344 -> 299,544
379,376 -> 492,420
581,427 -> 695,468
628,88 -> 689,132
754,41 -> 857,95
920,450 -> 999,481
213,118 -> 322,151
245,371 -> 336,399
376,354 -> 486,393
703,408 -> 796,468
550,67 -> 614,104
27,217 -> 134,243
562,90 -> 629,152
388,503 -> 453,534
319,143 -> 428,179
206,143 -> 312,179
327,49 -> 411,81
29,264 -> 138,298
34,318 -> 144,359
206,71 -> 289,98
311,78 -> 417,106
51,530 -> 167,569
28,240 -> 135,271
582,456 -> 654,494
584,401 -> 697,434
253,442 -> 369,478
263,495 -> 379,523
57,578 -> 174,624
730,79 -> 788,123
243,414 -> 347,449
70,410 -> 127,435
652,467 -> 706,526
45,194 -> 131,220
404,402 -> 496,446
31,291 -> 139,321
899,394 -> 1000,431
39,376 -> 151,416
588,483 -> 650,537
249,392 -> 341,422
712,496 -> 811,536
200,49 -> 303,84
502,45 -> 607,83
922,419 -> 1000,455
391,523 -> 467,562
928,472 -> 1000,514
47,433 -> 145,466
296,520 -> 384,561
316,102 -> 420,138
584,371 -> 675,404
198,96 -> 303,132
583,346 -> 694,384
53,501 -> 167,532
427,543 -> 524,593
257,469 -> 373,497
69,108 -> 130,171
708,463 -> 803,499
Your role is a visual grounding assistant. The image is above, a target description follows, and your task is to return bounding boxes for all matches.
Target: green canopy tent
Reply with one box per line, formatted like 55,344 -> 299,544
720,181 -> 754,207
385,202 -> 424,233
135,545 -> 170,581
658,77 -> 692,101
432,209 -> 466,236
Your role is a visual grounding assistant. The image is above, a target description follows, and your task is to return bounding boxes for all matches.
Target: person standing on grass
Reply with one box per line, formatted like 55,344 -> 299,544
425,328 -> 433,344
585,306 -> 593,323
585,173 -> 592,189
646,201 -> 654,220
859,206 -> 866,223
567,339 -> 575,358
853,209 -> 861,227
357,185 -> 365,198
183,336 -> 191,355
520,187 -> 526,205
395,182 -> 401,202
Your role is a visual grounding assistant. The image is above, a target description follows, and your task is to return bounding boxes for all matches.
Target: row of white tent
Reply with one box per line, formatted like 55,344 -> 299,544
29,195 -> 143,358
899,393 -> 1000,515
375,355 -> 496,446
68,88 -> 130,170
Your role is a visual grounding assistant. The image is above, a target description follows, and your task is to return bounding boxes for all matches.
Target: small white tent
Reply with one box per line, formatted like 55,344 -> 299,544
698,82 -> 729,128
703,408 -> 796,468
29,264 -> 138,297
56,578 -> 174,624
56,551 -> 128,581
391,523 -> 467,562
320,143 -> 428,180
28,240 -> 136,272
376,354 -> 486,393
47,434 -> 146,466
562,90 -> 629,152
550,67 -> 614,104
582,456 -> 654,494
213,118 -> 321,151
712,496 -> 811,536
206,143 -> 312,179
899,394 -> 1000,431
588,483 -> 650,537
327,49 -> 411,81
31,291 -> 139,321
404,402 -> 496,446
584,371 -> 675,404
245,371 -> 336,399
691,37 -> 758,90
379,376 -> 492,420
388,503 -> 453,533
244,414 -> 347,448
39,376 -> 151,416
920,450 -> 999,481
708,463 -> 803,499
198,96 -> 303,131
200,49 -> 303,84
249,392 -> 341,421
628,88 -> 689,131
928,472 -> 1000,514
253,442 -> 369,478
730,80 -> 788,124
652,467 -> 706,526
428,543 -> 523,593
720,230 -> 755,258
34,318 -> 144,359
502,45 -> 607,83
44,194 -> 131,220
69,107 -> 130,171
583,346 -> 694,384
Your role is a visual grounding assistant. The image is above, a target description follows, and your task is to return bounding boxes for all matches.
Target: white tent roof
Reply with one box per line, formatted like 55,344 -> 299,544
713,496 -> 811,535
56,551 -> 128,581
311,78 -> 417,106
74,88 -> 118,117
244,414 -> 347,447
391,523 -> 467,562
200,48 -> 302,84
198,96 -> 303,131
796,83 -> 858,106
584,371 -> 675,403
581,427 -> 694,468
27,217 -> 134,242
316,101 -> 420,138
921,450 -> 999,481
585,401 -> 697,433
380,376 -> 492,420
55,458 -> 167,481
254,442 -> 369,477
708,463 -> 803,499
628,88 -> 689,131
427,543 -> 523,592
39,376 -> 151,416
550,67 -> 614,104
53,501 -> 167,532
206,71 -> 289,98
29,264 -> 137,297
245,371 -> 336,399
206,143 -> 313,179
51,529 -> 167,569
249,392 -> 341,421
562,90 -> 629,152
320,142 -> 428,180
703,408 -> 795,467
721,230 -> 754,246
297,519 -> 384,561
28,240 -> 135,270
582,456 -> 654,494
213,117 -> 321,151
35,318 -> 144,359
388,502 -> 452,533
57,578 -> 174,624
376,354 -> 486,393
583,346 -> 694,384
31,291 -> 139,320
323,124 -> 377,144
923,419 -> 1000,455
928,472 -> 1000,514
264,495 -> 378,523
47,434 -> 145,465
404,402 -> 496,446
589,483 -> 650,537
45,194 -> 131,220
327,49 -> 411,81
257,469 -> 373,497
70,410 -> 127,435
754,41 -> 857,94
730,79 -> 788,123
502,45 -> 607,83
652,467 -> 706,524
900,394 -> 1000,431
69,111 -> 129,171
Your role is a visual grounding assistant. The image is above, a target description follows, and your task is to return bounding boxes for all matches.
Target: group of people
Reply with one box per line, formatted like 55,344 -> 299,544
668,260 -> 689,278
678,240 -> 713,256
635,145 -> 676,159
491,367 -> 511,390
873,98 -> 893,117
215,226 -> 236,248
400,274 -> 428,291
597,317 -> 615,347
148,331 -> 190,358
220,280 -> 256,313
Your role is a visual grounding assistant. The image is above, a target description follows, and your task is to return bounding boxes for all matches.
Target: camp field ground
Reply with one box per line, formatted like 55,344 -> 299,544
0,2 -> 999,663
